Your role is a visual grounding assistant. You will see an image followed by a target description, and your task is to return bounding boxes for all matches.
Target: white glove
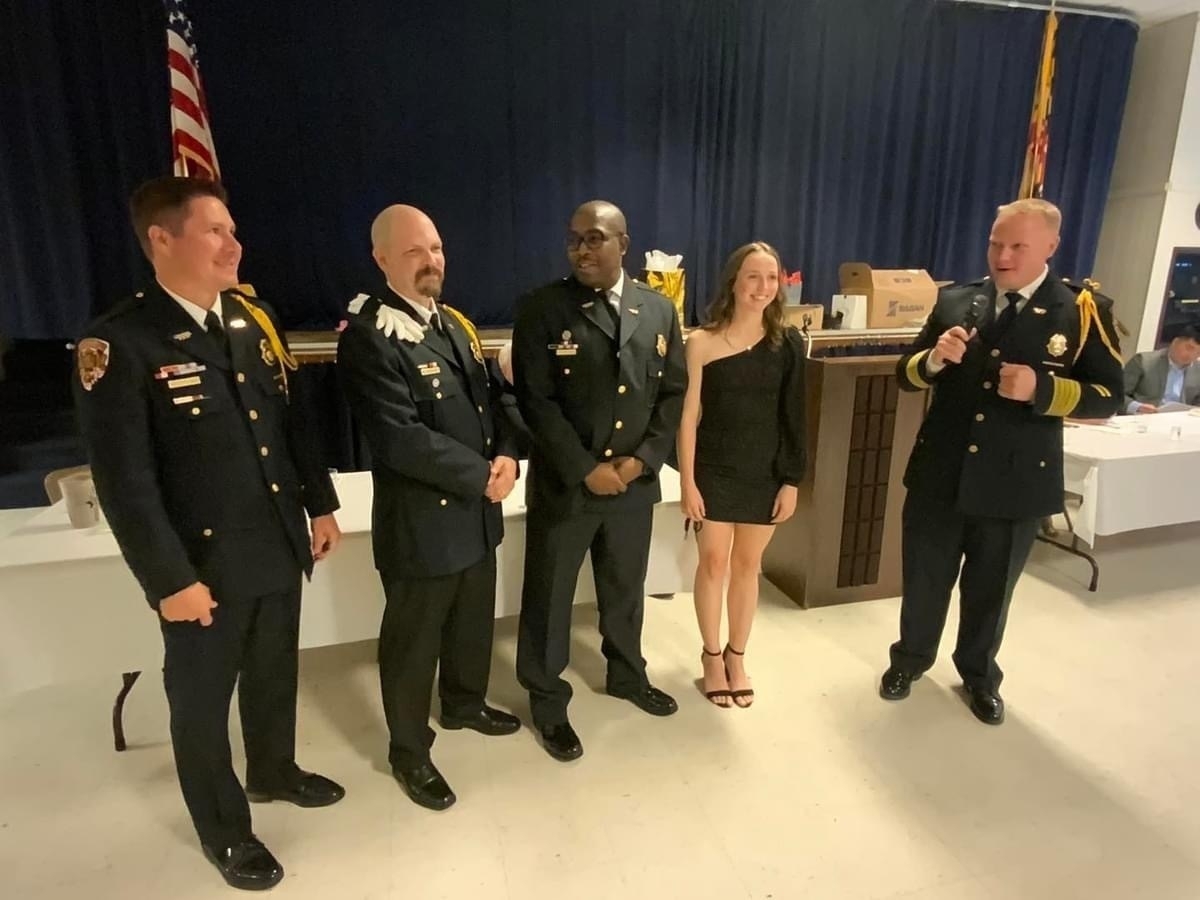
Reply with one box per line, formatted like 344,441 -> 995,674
376,304 -> 426,344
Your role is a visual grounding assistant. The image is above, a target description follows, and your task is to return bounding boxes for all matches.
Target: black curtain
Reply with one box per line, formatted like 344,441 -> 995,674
0,0 -> 1137,338
0,1 -> 170,339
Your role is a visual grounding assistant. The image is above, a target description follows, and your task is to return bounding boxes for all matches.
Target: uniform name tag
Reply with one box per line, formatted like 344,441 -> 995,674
418,362 -> 442,376
550,329 -> 578,356
167,376 -> 202,389
172,394 -> 209,405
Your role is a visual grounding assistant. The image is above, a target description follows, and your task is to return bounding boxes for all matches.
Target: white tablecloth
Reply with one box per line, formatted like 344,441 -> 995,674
1063,411 -> 1200,545
0,468 -> 696,696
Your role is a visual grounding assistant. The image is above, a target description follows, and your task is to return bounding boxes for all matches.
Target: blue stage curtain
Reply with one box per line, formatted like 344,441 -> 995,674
0,0 -> 1137,336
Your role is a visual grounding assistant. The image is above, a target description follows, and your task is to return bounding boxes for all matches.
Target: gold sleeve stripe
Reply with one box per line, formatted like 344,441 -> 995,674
1074,282 -> 1123,365
1092,384 -> 1112,398
1047,376 -> 1083,417
905,349 -> 931,389
441,305 -> 483,360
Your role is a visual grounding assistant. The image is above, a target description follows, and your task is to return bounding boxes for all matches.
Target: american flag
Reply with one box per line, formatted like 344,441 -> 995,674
165,0 -> 220,179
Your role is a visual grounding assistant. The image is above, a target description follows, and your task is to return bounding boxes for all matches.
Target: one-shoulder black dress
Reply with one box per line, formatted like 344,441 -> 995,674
693,329 -> 807,524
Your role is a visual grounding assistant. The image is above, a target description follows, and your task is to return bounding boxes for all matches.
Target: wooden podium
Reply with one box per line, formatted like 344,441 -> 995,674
764,338 -> 924,608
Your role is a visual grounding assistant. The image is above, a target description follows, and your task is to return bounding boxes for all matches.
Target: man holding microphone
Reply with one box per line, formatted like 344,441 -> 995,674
881,199 -> 1123,725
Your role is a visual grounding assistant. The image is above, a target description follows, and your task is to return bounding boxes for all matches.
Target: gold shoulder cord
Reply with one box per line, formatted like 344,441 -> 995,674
230,289 -> 299,394
441,305 -> 484,362
1073,279 -> 1123,365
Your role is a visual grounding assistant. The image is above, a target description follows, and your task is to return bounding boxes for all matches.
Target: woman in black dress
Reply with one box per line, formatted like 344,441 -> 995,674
677,242 -> 806,707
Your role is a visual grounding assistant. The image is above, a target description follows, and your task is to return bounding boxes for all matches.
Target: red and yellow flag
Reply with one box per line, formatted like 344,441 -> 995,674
1019,11 -> 1058,199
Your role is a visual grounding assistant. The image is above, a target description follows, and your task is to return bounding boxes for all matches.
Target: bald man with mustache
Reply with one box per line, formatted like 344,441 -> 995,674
337,205 -> 521,811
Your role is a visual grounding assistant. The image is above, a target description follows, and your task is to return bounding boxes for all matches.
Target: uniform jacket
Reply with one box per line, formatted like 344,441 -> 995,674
897,275 -> 1123,520
337,293 -> 519,579
512,273 -> 686,517
73,285 -> 339,606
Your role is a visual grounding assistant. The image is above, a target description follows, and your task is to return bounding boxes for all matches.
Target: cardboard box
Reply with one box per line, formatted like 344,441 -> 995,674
782,304 -> 824,331
838,262 -> 937,329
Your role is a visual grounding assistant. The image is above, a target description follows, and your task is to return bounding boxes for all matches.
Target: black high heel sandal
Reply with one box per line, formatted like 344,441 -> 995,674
701,647 -> 732,707
723,644 -> 755,708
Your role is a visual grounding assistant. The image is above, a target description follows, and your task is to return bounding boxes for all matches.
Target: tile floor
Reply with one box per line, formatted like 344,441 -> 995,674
2,522 -> 1198,899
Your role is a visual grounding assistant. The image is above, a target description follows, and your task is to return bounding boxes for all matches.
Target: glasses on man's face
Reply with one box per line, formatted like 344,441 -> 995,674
565,230 -> 618,252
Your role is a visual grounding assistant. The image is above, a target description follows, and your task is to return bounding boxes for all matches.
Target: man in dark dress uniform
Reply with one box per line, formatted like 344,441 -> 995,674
512,200 -> 687,761
73,177 -> 344,891
881,199 -> 1124,724
337,205 -> 521,811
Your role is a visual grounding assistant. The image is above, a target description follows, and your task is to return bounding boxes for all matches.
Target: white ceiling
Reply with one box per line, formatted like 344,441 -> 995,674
1061,1 -> 1200,25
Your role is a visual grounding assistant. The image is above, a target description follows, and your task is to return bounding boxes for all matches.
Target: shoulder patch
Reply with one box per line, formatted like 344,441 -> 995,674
76,338 -> 111,391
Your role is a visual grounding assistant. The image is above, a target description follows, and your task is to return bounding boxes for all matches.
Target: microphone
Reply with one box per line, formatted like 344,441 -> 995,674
960,294 -> 989,333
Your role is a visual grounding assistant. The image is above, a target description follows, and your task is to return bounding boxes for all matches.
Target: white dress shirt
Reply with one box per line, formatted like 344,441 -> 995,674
160,283 -> 223,330
387,283 -> 441,329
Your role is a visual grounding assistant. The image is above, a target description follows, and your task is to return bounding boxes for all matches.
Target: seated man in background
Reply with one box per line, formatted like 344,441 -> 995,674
1123,323 -> 1200,413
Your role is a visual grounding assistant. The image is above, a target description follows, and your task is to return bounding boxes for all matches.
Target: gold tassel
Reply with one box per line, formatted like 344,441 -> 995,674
442,305 -> 484,363
1073,279 -> 1123,365
229,291 -> 298,398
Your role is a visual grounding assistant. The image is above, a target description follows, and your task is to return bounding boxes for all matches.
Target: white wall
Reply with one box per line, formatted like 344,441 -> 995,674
1094,13 -> 1200,352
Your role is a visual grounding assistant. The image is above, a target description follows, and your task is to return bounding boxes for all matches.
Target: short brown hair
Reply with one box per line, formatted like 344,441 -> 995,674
702,241 -> 787,347
995,198 -> 1062,233
129,176 -> 228,259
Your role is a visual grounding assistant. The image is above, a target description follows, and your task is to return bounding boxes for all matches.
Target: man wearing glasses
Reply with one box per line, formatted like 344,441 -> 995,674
511,200 -> 687,762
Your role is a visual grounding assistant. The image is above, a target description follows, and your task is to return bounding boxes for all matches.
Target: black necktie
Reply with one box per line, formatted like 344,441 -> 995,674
204,310 -> 229,356
986,292 -> 1021,340
599,292 -> 620,337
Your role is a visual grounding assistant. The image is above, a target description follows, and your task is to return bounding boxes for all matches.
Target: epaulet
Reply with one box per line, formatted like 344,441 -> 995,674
1061,277 -> 1115,309
346,292 -> 374,316
938,278 -> 987,296
1065,277 -> 1123,364
93,293 -> 144,326
441,304 -> 484,363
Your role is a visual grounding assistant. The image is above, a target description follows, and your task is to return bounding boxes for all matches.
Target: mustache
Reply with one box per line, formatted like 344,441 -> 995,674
417,266 -> 443,280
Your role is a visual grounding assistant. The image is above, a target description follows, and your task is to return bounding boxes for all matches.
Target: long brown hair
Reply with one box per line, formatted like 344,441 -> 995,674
702,241 -> 787,347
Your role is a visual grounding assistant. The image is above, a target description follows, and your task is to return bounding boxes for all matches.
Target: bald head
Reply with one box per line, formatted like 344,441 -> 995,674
371,204 -> 445,306
567,199 -> 630,290
573,200 -> 627,235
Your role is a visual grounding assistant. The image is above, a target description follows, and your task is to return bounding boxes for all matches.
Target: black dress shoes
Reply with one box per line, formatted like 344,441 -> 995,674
879,667 -> 921,700
246,770 -> 345,807
964,685 -> 1005,725
393,761 -> 456,811
540,722 -> 584,762
607,684 -> 678,717
440,705 -> 522,736
202,835 -> 283,891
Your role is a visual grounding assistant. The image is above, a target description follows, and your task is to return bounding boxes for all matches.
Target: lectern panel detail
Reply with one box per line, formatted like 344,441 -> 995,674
838,374 -> 897,587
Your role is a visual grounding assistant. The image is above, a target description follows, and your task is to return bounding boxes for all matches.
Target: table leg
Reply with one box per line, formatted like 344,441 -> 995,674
112,671 -> 142,752
1035,507 -> 1099,592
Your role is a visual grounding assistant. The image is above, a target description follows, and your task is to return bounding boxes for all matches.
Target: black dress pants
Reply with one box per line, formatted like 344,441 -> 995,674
378,552 -> 497,771
890,490 -> 1038,692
